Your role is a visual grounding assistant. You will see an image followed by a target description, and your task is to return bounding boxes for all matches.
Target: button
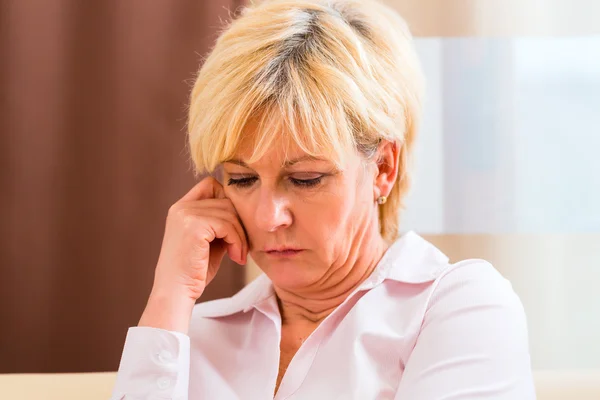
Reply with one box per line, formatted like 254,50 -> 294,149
156,376 -> 171,390
157,350 -> 173,364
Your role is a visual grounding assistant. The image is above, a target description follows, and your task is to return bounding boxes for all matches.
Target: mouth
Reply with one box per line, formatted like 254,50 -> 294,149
264,248 -> 304,257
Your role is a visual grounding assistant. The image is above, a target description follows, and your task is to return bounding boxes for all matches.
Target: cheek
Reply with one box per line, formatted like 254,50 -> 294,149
326,174 -> 374,236
296,185 -> 358,238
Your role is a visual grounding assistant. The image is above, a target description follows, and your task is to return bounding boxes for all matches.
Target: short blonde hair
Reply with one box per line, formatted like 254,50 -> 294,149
187,0 -> 425,242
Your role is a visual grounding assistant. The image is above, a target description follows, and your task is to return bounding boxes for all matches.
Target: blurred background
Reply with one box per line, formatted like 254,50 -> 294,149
1,0 -> 599,374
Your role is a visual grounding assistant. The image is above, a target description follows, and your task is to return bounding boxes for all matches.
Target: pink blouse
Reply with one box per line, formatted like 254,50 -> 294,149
111,231 -> 536,399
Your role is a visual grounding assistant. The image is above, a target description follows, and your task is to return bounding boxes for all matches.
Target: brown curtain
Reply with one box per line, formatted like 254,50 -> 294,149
0,0 -> 246,373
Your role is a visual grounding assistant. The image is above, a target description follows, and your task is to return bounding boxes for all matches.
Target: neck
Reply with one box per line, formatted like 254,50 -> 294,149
274,232 -> 389,326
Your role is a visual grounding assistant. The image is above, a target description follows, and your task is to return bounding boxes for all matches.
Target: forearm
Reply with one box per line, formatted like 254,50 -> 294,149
138,289 -> 196,335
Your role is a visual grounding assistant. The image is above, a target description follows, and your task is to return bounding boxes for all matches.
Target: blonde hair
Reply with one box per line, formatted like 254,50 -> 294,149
187,0 -> 425,242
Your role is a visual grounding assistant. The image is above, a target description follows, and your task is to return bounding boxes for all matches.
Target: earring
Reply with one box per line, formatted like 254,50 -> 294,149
376,196 -> 387,205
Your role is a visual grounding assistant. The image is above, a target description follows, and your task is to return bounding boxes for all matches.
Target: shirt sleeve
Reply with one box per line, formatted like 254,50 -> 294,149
110,326 -> 191,400
395,260 -> 537,399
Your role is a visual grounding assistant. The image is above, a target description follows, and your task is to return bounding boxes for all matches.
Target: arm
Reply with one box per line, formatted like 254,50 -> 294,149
110,178 -> 248,399
395,261 -> 536,399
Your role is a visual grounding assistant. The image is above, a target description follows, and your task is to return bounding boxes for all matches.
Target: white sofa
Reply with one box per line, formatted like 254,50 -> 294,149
0,370 -> 598,399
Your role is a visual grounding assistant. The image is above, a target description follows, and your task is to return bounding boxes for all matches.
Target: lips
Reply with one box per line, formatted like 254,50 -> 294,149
265,247 -> 301,253
264,247 -> 304,257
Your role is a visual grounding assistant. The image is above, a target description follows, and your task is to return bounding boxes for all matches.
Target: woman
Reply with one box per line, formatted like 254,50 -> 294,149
111,0 -> 535,398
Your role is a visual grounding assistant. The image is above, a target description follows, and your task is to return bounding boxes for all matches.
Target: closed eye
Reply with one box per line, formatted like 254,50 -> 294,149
290,177 -> 322,187
227,176 -> 257,188
227,176 -> 324,188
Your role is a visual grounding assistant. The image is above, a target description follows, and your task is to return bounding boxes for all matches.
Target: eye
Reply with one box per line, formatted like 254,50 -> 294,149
227,176 -> 257,188
290,176 -> 323,187
227,174 -> 325,188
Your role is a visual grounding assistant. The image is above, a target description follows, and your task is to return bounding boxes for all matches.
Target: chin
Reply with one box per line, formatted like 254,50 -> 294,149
254,255 -> 317,290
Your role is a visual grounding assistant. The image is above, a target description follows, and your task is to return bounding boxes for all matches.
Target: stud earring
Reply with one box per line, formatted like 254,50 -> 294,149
376,196 -> 387,205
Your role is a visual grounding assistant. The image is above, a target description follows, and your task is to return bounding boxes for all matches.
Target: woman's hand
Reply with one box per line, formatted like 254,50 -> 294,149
138,176 -> 248,334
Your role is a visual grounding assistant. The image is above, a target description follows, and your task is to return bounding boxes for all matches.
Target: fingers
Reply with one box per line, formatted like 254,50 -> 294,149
183,200 -> 248,263
212,209 -> 248,264
175,177 -> 248,264
198,214 -> 247,265
178,176 -> 226,203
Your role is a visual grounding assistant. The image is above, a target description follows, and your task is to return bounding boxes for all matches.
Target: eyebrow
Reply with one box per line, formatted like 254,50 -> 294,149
224,155 -> 327,168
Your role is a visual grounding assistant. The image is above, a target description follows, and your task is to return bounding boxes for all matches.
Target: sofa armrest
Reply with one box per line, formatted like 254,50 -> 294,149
534,370 -> 600,400
0,372 -> 117,400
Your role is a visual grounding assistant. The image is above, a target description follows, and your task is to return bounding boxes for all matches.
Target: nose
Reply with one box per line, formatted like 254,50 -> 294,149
254,187 -> 293,232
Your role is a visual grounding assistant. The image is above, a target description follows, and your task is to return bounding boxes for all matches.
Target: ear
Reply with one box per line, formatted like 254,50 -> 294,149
373,140 -> 400,201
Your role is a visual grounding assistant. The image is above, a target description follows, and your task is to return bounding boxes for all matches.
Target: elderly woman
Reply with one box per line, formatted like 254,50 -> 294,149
111,0 -> 535,399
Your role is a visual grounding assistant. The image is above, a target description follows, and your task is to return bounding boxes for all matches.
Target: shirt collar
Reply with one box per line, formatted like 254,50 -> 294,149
194,230 -> 450,319
361,230 -> 450,287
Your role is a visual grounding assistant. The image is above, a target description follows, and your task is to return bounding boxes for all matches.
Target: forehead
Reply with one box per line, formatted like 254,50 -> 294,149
235,120 -> 298,158
232,116 -> 334,167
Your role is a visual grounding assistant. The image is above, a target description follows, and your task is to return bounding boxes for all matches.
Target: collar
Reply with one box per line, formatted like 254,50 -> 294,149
193,230 -> 450,319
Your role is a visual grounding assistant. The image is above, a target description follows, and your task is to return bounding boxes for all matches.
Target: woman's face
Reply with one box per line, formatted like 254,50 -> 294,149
222,125 -> 382,292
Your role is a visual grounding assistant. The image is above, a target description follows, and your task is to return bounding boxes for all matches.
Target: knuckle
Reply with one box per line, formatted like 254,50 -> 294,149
167,203 -> 180,215
168,203 -> 186,217
192,222 -> 212,241
182,214 -> 197,229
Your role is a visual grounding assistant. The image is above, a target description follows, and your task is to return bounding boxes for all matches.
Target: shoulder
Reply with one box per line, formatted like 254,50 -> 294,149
395,260 -> 535,396
377,232 -> 524,322
424,258 -> 529,335
431,259 -> 521,308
